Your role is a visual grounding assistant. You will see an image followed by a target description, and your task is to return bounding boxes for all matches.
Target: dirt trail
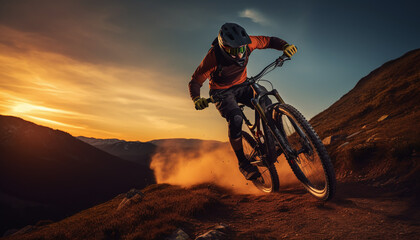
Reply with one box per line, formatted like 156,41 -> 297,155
193,182 -> 419,240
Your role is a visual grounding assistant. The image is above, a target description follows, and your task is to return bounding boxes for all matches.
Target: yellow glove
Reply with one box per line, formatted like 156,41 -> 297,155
193,97 -> 209,110
283,44 -> 297,57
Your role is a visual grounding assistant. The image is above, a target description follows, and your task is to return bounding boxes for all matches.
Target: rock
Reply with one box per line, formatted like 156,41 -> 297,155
322,135 -> 346,145
195,230 -> 225,240
195,224 -> 229,240
377,115 -> 389,122
117,189 -> 145,210
126,188 -> 145,199
213,223 -> 229,231
322,136 -> 333,145
346,131 -> 362,139
338,142 -> 350,149
166,228 -> 191,240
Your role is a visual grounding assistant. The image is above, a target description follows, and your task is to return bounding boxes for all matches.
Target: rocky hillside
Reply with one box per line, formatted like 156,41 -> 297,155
0,115 -> 155,234
3,183 -> 419,239
310,49 -> 420,191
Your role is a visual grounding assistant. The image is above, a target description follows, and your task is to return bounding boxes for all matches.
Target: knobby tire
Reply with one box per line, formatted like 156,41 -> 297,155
242,131 -> 279,193
274,104 -> 336,200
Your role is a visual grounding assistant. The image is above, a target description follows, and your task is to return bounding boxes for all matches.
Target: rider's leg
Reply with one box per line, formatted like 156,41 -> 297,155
228,109 -> 246,162
210,88 -> 260,180
230,137 -> 245,161
227,109 -> 260,180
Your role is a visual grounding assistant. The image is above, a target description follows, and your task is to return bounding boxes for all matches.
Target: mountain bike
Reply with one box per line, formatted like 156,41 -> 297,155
207,54 -> 336,201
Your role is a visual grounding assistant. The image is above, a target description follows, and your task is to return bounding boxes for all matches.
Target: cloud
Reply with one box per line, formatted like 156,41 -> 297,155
28,116 -> 86,129
0,37 -> 192,139
239,9 -> 271,26
144,116 -> 186,130
0,1 -> 262,141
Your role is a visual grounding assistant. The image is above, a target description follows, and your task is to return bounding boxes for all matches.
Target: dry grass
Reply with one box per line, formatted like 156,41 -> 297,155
309,49 -> 420,191
4,184 -> 230,240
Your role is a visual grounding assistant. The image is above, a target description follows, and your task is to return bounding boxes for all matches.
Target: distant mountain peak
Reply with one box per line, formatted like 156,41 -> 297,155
0,115 -> 155,233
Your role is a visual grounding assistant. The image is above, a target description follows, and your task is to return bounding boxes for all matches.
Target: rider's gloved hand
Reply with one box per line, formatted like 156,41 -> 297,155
193,97 -> 209,110
283,44 -> 297,57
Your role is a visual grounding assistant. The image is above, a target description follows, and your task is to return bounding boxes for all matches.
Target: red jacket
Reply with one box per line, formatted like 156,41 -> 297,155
189,36 -> 288,100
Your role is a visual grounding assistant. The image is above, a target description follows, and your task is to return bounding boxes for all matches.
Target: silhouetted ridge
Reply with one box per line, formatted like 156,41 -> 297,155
77,136 -> 157,165
0,115 -> 155,234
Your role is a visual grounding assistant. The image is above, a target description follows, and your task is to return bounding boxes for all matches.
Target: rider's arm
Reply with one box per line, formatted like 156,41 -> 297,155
248,36 -> 288,51
189,50 -> 217,100
249,36 -> 297,57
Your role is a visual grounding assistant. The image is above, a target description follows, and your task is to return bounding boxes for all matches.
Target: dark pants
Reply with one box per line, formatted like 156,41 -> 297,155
210,83 -> 271,140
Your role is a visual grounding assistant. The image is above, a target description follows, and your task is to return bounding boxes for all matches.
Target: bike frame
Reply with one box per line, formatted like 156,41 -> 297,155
208,54 -> 305,163
239,55 -> 304,163
242,81 -> 298,163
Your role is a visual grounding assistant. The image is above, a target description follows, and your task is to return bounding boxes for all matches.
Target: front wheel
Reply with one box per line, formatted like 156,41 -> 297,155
273,104 -> 336,200
242,131 -> 279,193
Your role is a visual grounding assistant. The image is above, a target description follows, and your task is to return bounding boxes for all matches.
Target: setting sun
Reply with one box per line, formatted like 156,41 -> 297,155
12,103 -> 35,113
11,102 -> 66,114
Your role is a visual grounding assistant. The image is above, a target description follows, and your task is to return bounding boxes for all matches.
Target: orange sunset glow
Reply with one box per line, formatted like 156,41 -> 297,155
0,25 -> 225,141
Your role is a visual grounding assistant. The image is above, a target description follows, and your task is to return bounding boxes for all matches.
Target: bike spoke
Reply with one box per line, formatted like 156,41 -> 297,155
296,154 -> 326,189
258,167 -> 269,175
249,149 -> 257,159
278,112 -> 329,192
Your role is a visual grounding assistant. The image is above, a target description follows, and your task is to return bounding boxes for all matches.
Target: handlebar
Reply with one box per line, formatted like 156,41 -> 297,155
206,53 -> 291,103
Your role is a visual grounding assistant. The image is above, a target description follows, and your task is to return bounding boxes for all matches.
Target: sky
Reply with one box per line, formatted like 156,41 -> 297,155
0,0 -> 419,142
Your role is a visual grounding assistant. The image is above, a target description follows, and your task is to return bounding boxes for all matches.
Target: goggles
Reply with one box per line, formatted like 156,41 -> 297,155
222,45 -> 247,56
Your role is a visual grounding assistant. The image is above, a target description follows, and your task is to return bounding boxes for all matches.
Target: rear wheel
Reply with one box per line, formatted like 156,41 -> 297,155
242,131 -> 279,193
274,104 -> 336,200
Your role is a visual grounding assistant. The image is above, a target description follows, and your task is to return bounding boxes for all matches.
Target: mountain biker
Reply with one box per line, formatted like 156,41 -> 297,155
189,23 -> 297,180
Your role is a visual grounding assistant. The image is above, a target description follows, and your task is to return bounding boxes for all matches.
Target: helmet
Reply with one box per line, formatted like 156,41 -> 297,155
217,23 -> 251,63
218,23 -> 251,48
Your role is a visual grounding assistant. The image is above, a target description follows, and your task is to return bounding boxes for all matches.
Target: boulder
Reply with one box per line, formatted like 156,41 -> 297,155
166,228 -> 191,240
117,188 -> 145,210
195,223 -> 229,240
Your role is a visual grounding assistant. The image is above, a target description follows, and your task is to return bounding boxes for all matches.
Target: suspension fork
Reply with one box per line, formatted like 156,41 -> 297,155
249,83 -> 297,160
251,99 -> 297,161
272,89 -> 285,104
266,112 -> 297,160
274,107 -> 313,156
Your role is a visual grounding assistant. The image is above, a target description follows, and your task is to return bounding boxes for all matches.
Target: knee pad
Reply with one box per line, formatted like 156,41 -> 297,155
228,112 -> 243,139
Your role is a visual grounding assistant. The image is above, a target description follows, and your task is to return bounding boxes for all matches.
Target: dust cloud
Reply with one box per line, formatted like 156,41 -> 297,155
150,140 -> 300,194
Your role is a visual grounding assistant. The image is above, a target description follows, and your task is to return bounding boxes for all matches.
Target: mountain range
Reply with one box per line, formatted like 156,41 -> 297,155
76,136 -> 157,166
76,136 -> 227,166
0,116 -> 155,234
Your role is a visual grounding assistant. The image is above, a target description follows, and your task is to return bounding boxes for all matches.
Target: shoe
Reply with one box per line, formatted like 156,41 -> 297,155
239,161 -> 261,180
